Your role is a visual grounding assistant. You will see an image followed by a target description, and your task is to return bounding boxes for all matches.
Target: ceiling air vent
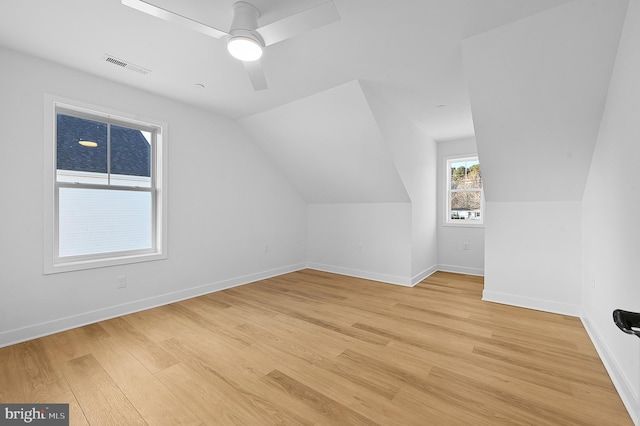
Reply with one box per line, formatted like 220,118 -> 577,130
103,54 -> 150,75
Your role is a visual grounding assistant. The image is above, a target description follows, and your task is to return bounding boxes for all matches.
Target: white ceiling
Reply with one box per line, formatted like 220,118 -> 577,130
0,0 -> 572,141
0,0 -> 628,204
463,0 -> 629,202
240,80 -> 410,203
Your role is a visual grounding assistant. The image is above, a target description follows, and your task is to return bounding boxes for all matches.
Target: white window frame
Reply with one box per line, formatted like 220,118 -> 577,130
43,94 -> 168,274
444,154 -> 484,227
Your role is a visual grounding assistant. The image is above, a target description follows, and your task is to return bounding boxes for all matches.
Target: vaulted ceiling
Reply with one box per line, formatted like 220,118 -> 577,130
0,0 -> 574,139
240,80 -> 410,203
0,0 -> 630,204
463,0 -> 629,202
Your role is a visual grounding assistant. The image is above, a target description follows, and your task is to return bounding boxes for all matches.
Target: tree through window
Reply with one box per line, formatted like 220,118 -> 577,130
446,157 -> 483,224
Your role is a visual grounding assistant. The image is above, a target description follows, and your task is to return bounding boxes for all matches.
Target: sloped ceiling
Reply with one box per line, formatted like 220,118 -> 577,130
0,0 -> 571,142
462,0 -> 629,202
239,80 -> 409,203
0,0 -> 625,207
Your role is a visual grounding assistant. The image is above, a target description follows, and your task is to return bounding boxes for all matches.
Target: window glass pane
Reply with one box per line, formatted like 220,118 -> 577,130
450,160 -> 481,190
450,190 -> 482,221
56,114 -> 108,184
58,187 -> 152,257
110,125 -> 152,188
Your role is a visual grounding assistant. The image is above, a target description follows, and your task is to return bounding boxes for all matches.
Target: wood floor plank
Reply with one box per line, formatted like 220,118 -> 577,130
391,379 -> 519,426
252,343 -> 442,425
311,356 -> 401,400
384,339 -> 576,396
61,354 -> 146,425
116,304 -> 184,343
261,369 -> 379,425
156,362 -> 311,425
42,390 -> 89,426
0,343 -> 19,402
472,342 -> 615,389
336,349 -> 434,394
163,302 -> 254,349
424,366 -> 591,426
0,270 -> 631,425
226,287 -> 391,346
90,336 -> 203,425
160,335 -> 271,386
99,316 -> 179,373
9,340 -> 70,402
357,308 -> 489,350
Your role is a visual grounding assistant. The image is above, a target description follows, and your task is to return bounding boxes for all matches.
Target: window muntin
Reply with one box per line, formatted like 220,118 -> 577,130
45,98 -> 167,273
446,156 -> 483,225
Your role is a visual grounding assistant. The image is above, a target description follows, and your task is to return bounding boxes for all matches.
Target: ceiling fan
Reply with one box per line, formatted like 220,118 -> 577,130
121,0 -> 341,91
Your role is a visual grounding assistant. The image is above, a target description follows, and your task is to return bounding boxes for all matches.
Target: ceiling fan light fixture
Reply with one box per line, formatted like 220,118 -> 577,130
227,34 -> 263,61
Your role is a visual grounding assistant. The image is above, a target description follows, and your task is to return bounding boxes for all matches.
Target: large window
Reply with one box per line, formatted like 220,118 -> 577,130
446,156 -> 483,225
44,97 -> 167,273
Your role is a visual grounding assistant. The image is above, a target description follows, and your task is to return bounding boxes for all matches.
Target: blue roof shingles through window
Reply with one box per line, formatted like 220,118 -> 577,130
56,114 -> 150,177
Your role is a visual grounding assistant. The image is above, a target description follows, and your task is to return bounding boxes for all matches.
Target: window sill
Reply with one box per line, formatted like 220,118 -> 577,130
44,251 -> 167,274
443,222 -> 485,228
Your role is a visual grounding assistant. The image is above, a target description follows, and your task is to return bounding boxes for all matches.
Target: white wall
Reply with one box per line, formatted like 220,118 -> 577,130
437,137 -> 485,276
581,1 -> 640,422
0,46 -> 308,346
483,201 -> 581,316
303,82 -> 439,287
361,84 -> 438,283
307,203 -> 412,285
461,0 -> 627,318
240,80 -> 423,287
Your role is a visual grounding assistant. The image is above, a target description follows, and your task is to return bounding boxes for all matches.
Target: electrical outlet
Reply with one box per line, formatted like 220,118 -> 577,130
263,244 -> 269,252
463,242 -> 470,250
116,276 -> 127,289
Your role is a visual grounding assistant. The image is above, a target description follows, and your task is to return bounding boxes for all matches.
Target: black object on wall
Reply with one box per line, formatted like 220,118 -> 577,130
613,309 -> 640,338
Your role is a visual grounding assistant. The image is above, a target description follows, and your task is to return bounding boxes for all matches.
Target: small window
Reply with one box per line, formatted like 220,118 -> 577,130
446,156 -> 483,225
44,97 -> 167,273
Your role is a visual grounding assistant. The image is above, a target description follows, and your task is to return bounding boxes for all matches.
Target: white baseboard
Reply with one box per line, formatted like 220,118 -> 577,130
437,264 -> 484,277
306,262 -> 413,286
581,309 -> 639,425
482,289 -> 580,317
412,265 -> 438,285
0,263 -> 306,348
306,263 -> 469,287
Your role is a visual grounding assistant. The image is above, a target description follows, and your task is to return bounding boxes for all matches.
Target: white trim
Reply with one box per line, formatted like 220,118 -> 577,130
437,264 -> 484,276
43,93 -> 169,274
306,262 -> 413,286
0,263 -> 306,348
412,265 -> 438,285
441,222 -> 484,228
482,289 -> 580,317
580,308 -> 640,425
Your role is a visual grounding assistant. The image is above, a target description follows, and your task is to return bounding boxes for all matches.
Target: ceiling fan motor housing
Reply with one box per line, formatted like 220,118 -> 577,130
229,1 -> 264,47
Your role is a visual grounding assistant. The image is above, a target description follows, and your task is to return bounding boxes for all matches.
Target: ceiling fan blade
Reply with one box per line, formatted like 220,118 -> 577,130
243,60 -> 268,91
257,1 -> 340,47
122,0 -> 228,39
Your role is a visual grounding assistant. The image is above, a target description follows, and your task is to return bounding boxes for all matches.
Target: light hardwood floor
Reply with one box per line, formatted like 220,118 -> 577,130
0,270 -> 631,425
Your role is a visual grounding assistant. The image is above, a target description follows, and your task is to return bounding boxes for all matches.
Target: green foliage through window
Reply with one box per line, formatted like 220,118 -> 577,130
447,157 -> 483,224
